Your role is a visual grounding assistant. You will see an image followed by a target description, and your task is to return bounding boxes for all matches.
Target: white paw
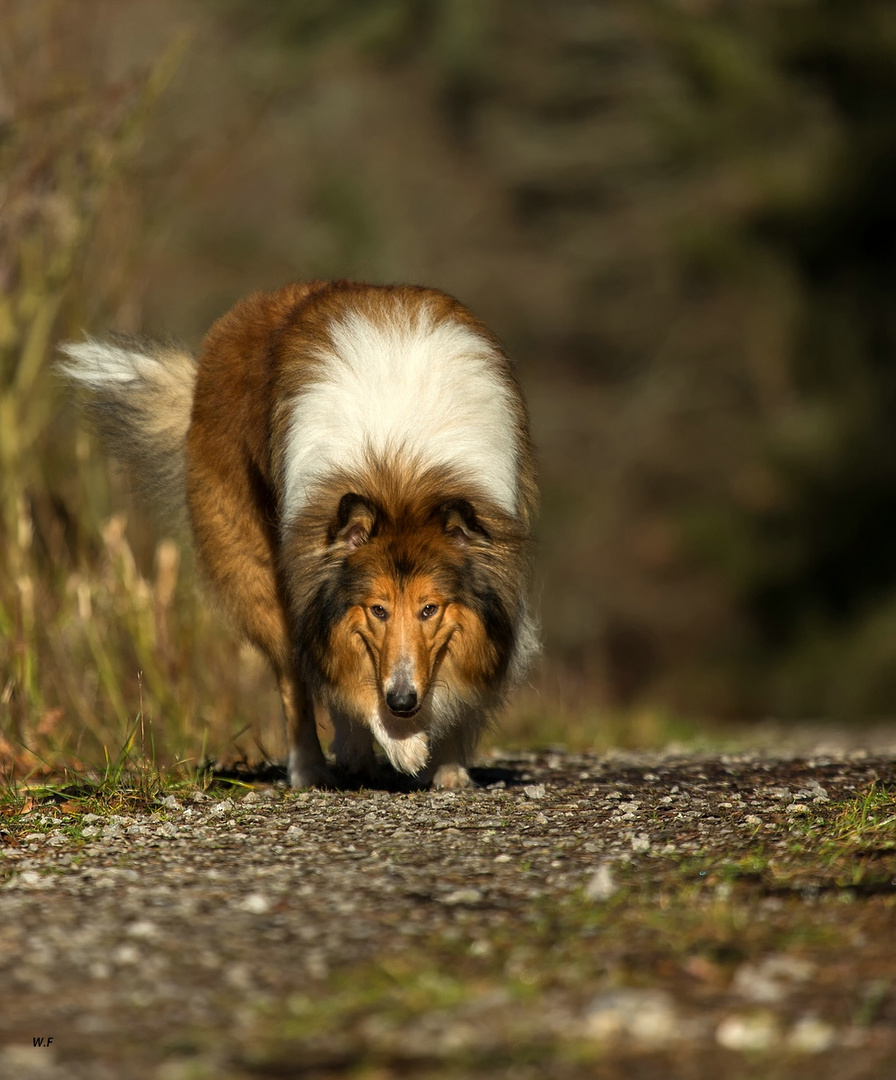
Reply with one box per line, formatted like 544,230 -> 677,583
430,764 -> 474,790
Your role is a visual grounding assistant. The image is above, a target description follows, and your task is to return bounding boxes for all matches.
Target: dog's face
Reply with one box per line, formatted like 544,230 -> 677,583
307,489 -> 511,775
321,492 -> 492,722
332,561 -> 487,777
354,571 -> 457,719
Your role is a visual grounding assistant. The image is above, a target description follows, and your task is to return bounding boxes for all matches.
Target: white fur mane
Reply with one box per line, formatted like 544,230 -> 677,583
280,301 -> 521,521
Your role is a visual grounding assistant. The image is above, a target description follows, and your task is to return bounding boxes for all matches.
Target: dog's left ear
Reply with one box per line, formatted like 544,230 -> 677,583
440,499 -> 490,547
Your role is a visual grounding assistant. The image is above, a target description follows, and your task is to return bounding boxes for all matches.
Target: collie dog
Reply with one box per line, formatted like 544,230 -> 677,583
60,282 -> 538,789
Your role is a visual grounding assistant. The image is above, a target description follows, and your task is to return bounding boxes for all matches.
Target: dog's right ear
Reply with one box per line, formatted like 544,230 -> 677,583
331,493 -> 378,551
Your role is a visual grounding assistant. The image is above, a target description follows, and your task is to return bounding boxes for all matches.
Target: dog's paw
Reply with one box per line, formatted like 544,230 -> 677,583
288,752 -> 336,790
429,763 -> 474,790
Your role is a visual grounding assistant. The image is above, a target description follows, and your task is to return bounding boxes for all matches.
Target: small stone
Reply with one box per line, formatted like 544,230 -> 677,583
802,780 -> 829,802
716,1012 -> 779,1051
585,862 -> 618,902
585,989 -> 678,1046
126,920 -> 157,939
113,944 -> 140,966
239,893 -> 271,915
524,784 -> 546,800
224,963 -> 253,991
732,965 -> 785,1004
731,955 -> 814,1003
788,1016 -> 837,1054
10,870 -> 51,890
441,888 -> 483,906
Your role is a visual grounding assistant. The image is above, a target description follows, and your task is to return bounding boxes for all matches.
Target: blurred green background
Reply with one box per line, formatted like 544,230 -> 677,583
3,0 -> 896,774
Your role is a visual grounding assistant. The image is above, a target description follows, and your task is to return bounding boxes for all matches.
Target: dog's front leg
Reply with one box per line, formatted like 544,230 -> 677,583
278,672 -> 333,788
330,709 -> 383,784
422,722 -> 477,790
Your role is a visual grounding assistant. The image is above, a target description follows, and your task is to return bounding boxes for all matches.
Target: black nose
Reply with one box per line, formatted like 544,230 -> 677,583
386,688 -> 418,715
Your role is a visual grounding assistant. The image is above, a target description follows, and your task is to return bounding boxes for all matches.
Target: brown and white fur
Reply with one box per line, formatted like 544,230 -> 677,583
60,281 -> 538,789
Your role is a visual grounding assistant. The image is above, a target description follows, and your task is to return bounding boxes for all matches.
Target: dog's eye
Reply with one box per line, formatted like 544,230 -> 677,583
370,604 -> 388,620
420,603 -> 439,619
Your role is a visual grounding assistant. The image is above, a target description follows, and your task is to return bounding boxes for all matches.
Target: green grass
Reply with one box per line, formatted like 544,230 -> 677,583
834,782 -> 896,838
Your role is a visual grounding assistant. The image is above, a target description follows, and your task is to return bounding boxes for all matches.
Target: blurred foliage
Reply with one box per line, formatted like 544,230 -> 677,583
0,2 -> 278,779
674,0 -> 896,714
3,0 -> 896,780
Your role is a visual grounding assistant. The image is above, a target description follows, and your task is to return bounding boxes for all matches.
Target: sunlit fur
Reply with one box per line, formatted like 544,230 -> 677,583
60,281 -> 538,789
283,458 -> 538,788
281,303 -> 522,520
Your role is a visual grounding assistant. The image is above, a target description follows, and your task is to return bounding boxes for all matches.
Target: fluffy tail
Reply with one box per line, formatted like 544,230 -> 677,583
58,334 -> 197,525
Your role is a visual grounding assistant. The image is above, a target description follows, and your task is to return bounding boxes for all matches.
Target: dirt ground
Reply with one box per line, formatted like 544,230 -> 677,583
1,747 -> 896,1079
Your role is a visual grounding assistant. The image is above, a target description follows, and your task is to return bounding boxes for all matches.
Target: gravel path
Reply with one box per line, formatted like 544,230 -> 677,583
1,748 -> 895,1079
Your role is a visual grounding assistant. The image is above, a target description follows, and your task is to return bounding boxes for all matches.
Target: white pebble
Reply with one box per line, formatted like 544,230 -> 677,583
126,920 -> 157,939
113,944 -> 141,966
585,862 -> 618,902
441,888 -> 483,906
239,893 -> 271,915
788,1016 -> 836,1054
716,1012 -> 779,1051
585,989 -> 678,1046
